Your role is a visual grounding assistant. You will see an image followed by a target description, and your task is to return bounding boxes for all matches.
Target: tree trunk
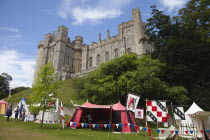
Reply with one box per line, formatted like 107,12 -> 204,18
40,109 -> 45,128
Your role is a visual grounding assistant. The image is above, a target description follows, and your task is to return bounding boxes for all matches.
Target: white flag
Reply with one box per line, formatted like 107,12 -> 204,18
60,102 -> 65,129
126,94 -> 140,112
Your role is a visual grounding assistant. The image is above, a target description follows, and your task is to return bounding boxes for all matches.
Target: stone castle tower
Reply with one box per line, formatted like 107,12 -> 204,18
33,8 -> 152,84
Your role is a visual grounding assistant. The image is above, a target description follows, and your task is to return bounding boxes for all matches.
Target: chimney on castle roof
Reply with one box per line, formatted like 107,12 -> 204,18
98,33 -> 101,43
106,30 -> 110,40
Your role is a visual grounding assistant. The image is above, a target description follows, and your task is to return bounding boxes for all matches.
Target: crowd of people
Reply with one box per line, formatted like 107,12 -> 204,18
6,105 -> 27,122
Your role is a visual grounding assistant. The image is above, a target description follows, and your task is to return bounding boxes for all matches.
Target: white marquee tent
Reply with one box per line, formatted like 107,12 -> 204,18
180,102 -> 210,139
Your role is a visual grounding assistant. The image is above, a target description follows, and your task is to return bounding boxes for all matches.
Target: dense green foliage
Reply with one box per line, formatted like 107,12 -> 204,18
0,73 -> 12,99
11,86 -> 30,95
29,62 -> 58,128
78,54 -> 189,106
141,0 -> 210,109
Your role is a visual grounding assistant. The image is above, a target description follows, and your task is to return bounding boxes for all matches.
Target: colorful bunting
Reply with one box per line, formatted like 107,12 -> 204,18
156,129 -> 160,133
205,129 -> 210,133
175,131 -> 179,134
170,131 -> 174,134
81,123 -> 84,128
185,131 -> 188,134
100,124 -> 104,128
200,130 -> 204,133
88,124 -> 92,128
161,130 -> 165,134
73,122 -> 77,127
112,124 -> 115,128
92,124 -> 96,128
116,124 -> 119,128
104,124 -> 107,129
190,131 -> 194,134
119,124 -> 123,128
107,124 -> 111,129
84,123 -> 88,128
95,124 -> 99,128
143,128 -> 147,132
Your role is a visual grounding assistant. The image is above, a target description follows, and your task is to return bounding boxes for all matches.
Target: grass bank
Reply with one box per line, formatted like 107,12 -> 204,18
7,78 -> 85,107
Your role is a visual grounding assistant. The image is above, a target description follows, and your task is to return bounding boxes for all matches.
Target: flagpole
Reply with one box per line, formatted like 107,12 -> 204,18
145,98 -> 148,139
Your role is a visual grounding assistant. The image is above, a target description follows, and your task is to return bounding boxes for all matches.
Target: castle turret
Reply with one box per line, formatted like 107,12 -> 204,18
56,25 -> 68,42
75,36 -> 83,48
132,8 -> 145,55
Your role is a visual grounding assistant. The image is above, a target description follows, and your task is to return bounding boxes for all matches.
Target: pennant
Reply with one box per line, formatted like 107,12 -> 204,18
81,123 -> 84,128
73,122 -> 77,127
190,131 -> 194,134
124,123 -> 128,127
200,130 -> 204,133
205,129 -> 210,133
126,93 -> 140,112
54,120 -> 56,123
119,124 -> 123,128
128,123 -> 131,127
161,130 -> 165,134
185,131 -> 188,134
130,124 -> 134,128
139,126 -> 143,131
116,124 -> 119,128
84,123 -> 88,128
77,123 -> 81,128
156,129 -> 160,133
135,125 -> 138,130
70,122 -> 73,126
95,124 -> 99,128
175,131 -> 179,134
104,124 -> 107,129
92,124 -> 96,128
148,128 -> 152,133
143,127 -> 147,132
170,131 -> 174,134
88,124 -> 92,128
112,124 -> 115,128
107,124 -> 111,129
100,124 -> 104,128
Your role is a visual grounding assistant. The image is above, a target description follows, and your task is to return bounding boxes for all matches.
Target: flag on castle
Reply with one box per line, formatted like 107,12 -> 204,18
126,93 -> 140,112
173,107 -> 185,120
60,102 -> 65,129
146,101 -> 168,122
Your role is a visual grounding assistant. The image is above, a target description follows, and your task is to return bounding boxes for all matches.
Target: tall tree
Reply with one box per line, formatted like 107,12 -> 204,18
141,0 -> 210,109
79,54 -> 189,106
0,73 -> 12,99
29,62 -> 57,128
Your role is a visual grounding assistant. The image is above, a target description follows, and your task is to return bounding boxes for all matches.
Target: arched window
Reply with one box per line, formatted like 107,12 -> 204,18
105,52 -> 109,61
96,54 -> 101,65
127,48 -> 131,54
89,57 -> 92,67
114,49 -> 119,58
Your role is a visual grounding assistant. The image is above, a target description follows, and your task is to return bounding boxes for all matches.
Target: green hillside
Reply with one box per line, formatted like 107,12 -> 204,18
8,78 -> 85,107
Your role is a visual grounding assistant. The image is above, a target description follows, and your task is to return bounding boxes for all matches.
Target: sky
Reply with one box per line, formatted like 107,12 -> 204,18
0,0 -> 189,89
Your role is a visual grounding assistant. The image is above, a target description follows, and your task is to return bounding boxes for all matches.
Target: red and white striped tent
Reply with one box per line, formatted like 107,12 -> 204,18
66,101 -> 139,133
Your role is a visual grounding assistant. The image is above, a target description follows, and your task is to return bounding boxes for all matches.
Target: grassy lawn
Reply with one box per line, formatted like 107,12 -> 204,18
0,116 -> 161,140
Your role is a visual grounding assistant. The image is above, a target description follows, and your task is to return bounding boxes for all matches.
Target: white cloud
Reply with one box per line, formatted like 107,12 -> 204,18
160,0 -> 188,11
0,50 -> 35,89
58,0 -> 134,25
0,27 -> 19,33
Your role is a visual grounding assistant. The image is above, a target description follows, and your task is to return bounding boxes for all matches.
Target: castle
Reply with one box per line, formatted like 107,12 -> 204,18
33,8 -> 152,84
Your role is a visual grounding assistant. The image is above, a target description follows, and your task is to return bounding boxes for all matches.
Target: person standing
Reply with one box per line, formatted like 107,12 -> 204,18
6,105 -> 12,121
14,106 -> 19,121
21,108 -> 26,121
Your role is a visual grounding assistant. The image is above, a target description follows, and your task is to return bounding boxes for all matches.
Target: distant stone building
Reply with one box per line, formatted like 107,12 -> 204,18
33,8 -> 152,84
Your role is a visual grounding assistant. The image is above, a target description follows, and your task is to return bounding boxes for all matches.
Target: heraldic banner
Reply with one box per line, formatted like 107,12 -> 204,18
146,101 -> 168,122
126,94 -> 140,112
135,108 -> 144,119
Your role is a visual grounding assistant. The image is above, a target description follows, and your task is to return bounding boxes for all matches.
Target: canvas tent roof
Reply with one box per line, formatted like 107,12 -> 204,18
185,102 -> 203,115
75,101 -> 126,111
0,99 -> 8,104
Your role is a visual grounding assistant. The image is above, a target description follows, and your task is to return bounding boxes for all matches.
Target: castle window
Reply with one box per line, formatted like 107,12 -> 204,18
96,54 -> 101,65
127,48 -> 131,54
105,52 -> 109,61
89,57 -> 92,67
128,30 -> 131,35
114,49 -> 119,58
